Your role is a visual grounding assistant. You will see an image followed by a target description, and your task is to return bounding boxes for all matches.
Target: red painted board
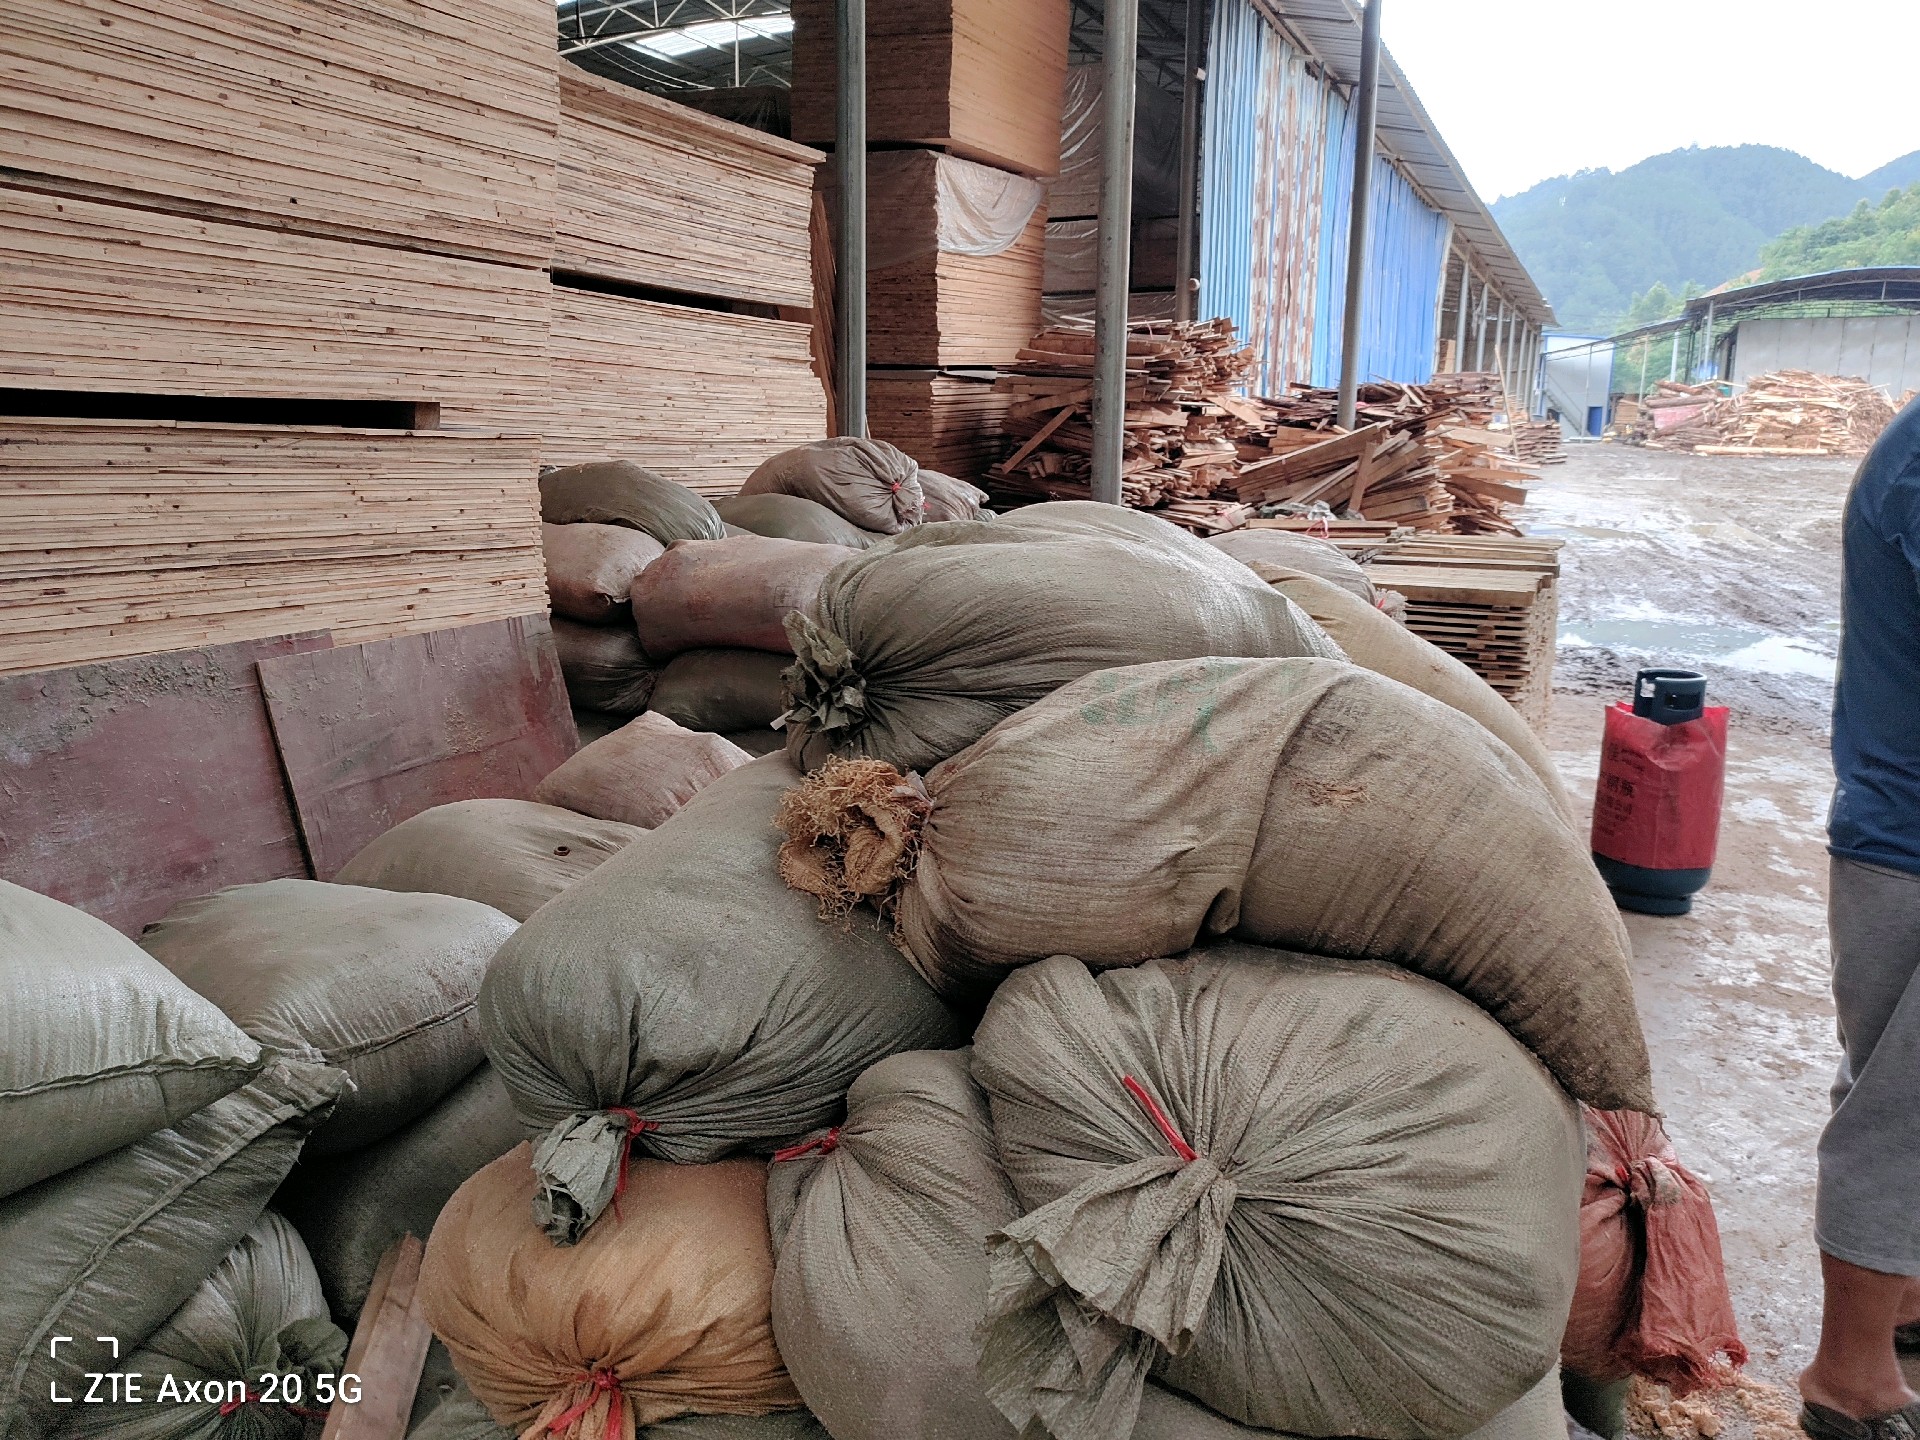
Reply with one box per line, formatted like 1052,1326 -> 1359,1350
258,614 -> 577,880
0,631 -> 333,935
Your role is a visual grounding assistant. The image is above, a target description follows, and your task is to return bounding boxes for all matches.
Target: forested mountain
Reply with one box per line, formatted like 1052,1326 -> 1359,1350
1754,184 -> 1920,279
1492,146 -> 1919,333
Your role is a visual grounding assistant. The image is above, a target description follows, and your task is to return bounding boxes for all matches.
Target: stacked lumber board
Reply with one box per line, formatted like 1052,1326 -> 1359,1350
0,0 -> 557,264
517,287 -> 827,496
789,0 -> 1073,178
989,319 -> 1255,511
556,67 -> 822,307
868,371 -> 1013,481
1642,370 -> 1898,457
0,420 -> 545,675
0,187 -> 551,414
1332,534 -> 1564,723
1234,425 -> 1448,528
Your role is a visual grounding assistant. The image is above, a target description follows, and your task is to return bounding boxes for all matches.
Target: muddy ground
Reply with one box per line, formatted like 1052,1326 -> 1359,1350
1519,444 -> 1868,1399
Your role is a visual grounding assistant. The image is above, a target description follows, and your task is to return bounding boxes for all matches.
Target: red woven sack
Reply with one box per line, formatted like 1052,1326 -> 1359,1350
1562,1108 -> 1748,1393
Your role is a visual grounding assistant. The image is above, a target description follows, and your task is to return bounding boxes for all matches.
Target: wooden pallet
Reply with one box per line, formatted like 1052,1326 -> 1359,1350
0,419 -> 545,674
515,285 -> 827,495
867,370 -> 1013,481
0,0 -> 557,265
556,66 -> 822,308
0,185 -> 551,413
790,0 -> 1072,179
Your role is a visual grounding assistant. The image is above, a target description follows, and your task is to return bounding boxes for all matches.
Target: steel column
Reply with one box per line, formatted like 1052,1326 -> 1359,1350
1453,259 -> 1470,372
1473,280 -> 1488,371
1091,0 -> 1141,505
1335,0 -> 1382,430
835,0 -> 867,437
1172,0 -> 1206,323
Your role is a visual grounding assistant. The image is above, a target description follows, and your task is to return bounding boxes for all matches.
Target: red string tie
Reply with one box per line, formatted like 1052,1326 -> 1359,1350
1121,1075 -> 1198,1163
217,1388 -> 256,1417
548,1367 -> 623,1440
607,1108 -> 659,1222
771,1127 -> 841,1162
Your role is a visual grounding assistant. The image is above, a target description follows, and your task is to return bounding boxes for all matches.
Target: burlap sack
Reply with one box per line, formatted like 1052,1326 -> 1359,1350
553,618 -> 658,715
770,1047 -> 1573,1440
776,656 -> 1653,1112
334,799 -> 644,921
649,650 -> 792,735
0,879 -> 262,1200
1561,1109 -> 1747,1393
278,1063 -> 525,1320
917,470 -> 991,522
631,536 -> 857,659
739,438 -> 923,534
66,1211 -> 349,1440
0,1058 -> 347,1440
539,462 -> 725,545
973,948 -> 1583,1440
1251,563 -> 1574,818
534,713 -> 749,831
723,729 -> 786,758
143,880 -> 518,1155
713,493 -> 883,550
415,1385 -> 831,1440
422,1147 -> 801,1438
480,756 -> 965,1244
543,523 -> 666,624
780,501 -> 1340,774
1206,527 -> 1374,601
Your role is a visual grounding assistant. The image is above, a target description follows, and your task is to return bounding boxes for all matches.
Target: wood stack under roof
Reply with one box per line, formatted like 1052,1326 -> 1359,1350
867,372 -> 1015,482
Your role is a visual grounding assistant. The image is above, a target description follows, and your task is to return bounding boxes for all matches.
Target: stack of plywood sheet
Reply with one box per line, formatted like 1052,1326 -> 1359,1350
528,288 -> 826,496
556,67 -> 819,308
0,420 -> 545,676
867,371 -> 1014,481
789,0 -> 1073,179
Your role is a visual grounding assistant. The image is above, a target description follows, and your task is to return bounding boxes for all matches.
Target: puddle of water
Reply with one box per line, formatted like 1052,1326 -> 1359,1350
1560,618 -> 1837,682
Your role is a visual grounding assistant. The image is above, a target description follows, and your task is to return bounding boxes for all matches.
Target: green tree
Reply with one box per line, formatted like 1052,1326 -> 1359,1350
1754,184 -> 1920,278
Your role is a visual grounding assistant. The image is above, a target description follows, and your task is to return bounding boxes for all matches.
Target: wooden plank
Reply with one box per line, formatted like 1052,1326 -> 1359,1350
323,1236 -> 433,1440
0,632 -> 332,935
259,615 -> 575,879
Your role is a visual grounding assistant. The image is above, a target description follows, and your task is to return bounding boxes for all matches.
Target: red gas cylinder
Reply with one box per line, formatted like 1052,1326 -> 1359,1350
1591,669 -> 1729,916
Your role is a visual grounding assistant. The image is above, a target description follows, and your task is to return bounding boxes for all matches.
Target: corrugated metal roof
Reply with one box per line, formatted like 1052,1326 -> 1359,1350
1252,0 -> 1555,327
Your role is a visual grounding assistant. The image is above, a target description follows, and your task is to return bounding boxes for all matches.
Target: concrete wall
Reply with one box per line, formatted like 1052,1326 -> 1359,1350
1729,314 -> 1920,397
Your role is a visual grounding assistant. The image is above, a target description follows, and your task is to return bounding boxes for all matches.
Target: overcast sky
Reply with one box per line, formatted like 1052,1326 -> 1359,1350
1381,1 -> 1920,203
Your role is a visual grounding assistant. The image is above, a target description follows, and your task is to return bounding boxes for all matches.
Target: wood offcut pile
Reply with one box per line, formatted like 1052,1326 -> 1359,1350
1636,370 -> 1897,457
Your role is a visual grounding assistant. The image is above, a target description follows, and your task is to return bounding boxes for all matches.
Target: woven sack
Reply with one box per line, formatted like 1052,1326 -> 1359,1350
780,501 -> 1339,774
553,618 -> 658,716
1561,1109 -> 1747,1393
143,880 -> 517,1155
543,523 -> 666,625
334,799 -> 643,921
277,1064 -> 525,1321
777,656 -> 1652,1112
0,1058 -> 347,1440
1206,528 -> 1374,601
631,536 -> 856,660
723,729 -> 786,758
480,756 -> 964,1244
65,1211 -> 348,1440
539,462 -> 725,545
972,948 -> 1583,1440
534,713 -> 749,830
422,1148 -> 801,1438
0,878 -> 261,1200
738,438 -> 923,534
713,493 -> 883,550
1251,563 -> 1573,817
917,470 -> 991,522
649,650 -> 791,735
414,1385 -> 831,1440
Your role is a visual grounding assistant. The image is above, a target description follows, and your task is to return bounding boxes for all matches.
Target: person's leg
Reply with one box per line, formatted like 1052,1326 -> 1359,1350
1803,856 -> 1920,1424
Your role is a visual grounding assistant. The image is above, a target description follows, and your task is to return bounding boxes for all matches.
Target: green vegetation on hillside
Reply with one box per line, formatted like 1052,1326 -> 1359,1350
1754,184 -> 1920,279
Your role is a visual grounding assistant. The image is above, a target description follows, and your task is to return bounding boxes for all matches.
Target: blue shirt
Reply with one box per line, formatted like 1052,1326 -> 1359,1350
1830,395 -> 1920,875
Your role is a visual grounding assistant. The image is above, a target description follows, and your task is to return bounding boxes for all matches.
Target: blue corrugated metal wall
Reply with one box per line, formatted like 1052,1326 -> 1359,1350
1200,0 -> 1451,392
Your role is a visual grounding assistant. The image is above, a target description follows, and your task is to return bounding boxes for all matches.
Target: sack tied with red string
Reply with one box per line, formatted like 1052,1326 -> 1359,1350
1562,1108 -> 1748,1393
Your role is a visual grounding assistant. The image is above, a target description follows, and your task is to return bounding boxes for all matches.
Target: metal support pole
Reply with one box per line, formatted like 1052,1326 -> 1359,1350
1473,281 -> 1488,372
1453,260 -> 1470,372
1698,301 -> 1716,381
834,0 -> 867,438
1172,0 -> 1206,323
1091,0 -> 1140,505
1335,0 -> 1383,431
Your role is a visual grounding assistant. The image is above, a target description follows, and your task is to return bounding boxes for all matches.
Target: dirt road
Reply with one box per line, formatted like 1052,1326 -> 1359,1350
1522,445 -> 1858,1390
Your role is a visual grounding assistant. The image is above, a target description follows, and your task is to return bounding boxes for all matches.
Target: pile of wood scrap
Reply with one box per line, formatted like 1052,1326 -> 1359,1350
1629,380 -> 1721,447
987,319 -> 1258,515
1641,370 -> 1897,457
